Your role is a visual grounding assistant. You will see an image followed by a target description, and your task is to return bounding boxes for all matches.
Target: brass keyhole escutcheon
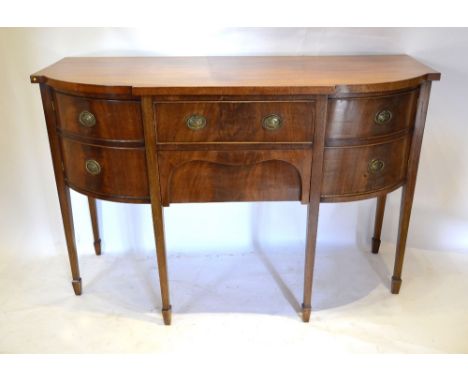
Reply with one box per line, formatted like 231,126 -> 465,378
368,159 -> 385,173
85,159 -> 101,175
78,110 -> 96,128
262,114 -> 282,131
374,109 -> 392,125
186,115 -> 207,130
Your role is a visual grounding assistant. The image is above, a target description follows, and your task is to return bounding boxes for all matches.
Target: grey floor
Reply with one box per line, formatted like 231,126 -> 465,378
1,241 -> 467,353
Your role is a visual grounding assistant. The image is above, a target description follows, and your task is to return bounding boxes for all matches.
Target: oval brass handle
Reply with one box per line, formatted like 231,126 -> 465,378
85,159 -> 101,175
374,109 -> 392,125
368,159 -> 385,173
262,114 -> 282,131
186,115 -> 207,130
78,110 -> 96,128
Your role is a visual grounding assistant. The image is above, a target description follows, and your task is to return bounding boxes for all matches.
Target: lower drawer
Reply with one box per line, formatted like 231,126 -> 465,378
158,149 -> 313,205
60,138 -> 149,202
321,135 -> 411,200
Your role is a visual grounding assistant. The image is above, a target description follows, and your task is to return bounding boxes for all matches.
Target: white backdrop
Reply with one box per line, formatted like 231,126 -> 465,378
1,28 -> 467,259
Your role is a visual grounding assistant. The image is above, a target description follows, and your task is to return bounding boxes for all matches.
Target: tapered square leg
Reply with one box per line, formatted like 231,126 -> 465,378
302,202 -> 320,323
57,184 -> 82,294
142,96 -> 173,325
40,84 -> 82,296
301,95 -> 328,323
72,278 -> 82,295
371,238 -> 381,254
302,304 -> 312,323
150,204 -> 172,325
391,82 -> 432,294
392,185 -> 413,294
391,277 -> 402,294
371,195 -> 387,254
162,305 -> 172,325
88,197 -> 102,255
56,184 -> 83,295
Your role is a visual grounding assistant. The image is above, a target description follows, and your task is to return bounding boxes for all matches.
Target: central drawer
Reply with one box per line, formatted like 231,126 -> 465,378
154,101 -> 315,143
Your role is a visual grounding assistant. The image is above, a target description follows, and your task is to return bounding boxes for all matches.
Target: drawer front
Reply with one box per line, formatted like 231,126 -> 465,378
55,93 -> 144,142
157,150 -> 313,205
326,89 -> 419,142
60,138 -> 149,201
321,135 -> 411,198
155,101 -> 315,142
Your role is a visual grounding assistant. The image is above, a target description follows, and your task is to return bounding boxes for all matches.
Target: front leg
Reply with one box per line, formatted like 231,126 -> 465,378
392,81 -> 432,293
302,201 -> 320,322
142,96 -> 172,325
88,197 -> 102,255
58,185 -> 82,295
371,194 -> 387,254
302,95 -> 328,322
40,84 -> 82,295
391,185 -> 413,294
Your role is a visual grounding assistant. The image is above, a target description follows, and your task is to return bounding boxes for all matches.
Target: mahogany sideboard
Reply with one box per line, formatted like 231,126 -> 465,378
30,56 -> 440,325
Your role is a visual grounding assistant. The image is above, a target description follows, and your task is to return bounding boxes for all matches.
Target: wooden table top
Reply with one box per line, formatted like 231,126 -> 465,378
31,55 -> 440,95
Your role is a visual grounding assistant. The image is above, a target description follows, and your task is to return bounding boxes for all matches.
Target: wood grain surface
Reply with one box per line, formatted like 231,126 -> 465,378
321,134 -> 411,198
31,56 -> 440,95
55,92 -> 144,143
158,149 -> 312,205
60,138 -> 149,202
326,88 -> 419,142
155,100 -> 315,142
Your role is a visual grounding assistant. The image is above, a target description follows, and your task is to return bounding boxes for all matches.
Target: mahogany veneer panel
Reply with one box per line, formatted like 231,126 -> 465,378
326,89 -> 419,144
60,138 -> 149,202
155,100 -> 315,143
158,149 -> 312,205
55,92 -> 144,143
321,135 -> 411,198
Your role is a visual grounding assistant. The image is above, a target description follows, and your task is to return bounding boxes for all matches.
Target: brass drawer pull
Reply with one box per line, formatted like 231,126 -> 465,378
85,159 -> 101,175
262,114 -> 282,131
78,110 -> 96,128
187,115 -> 207,130
374,109 -> 392,125
368,159 -> 385,173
